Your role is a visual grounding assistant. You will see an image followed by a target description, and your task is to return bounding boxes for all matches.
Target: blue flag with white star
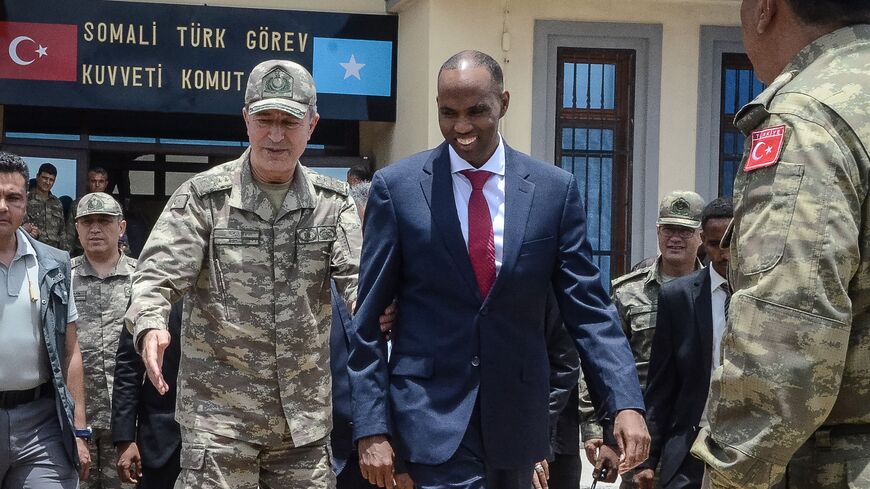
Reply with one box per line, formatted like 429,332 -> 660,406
313,37 -> 393,97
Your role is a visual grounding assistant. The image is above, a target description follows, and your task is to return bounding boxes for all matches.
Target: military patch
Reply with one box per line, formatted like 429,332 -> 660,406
213,228 -> 260,246
74,291 -> 87,302
171,194 -> 189,210
262,66 -> 294,98
296,226 -> 337,244
745,125 -> 785,171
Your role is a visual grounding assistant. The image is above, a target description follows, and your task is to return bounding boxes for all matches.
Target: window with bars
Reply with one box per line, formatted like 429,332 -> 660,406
719,53 -> 765,196
556,48 -> 635,288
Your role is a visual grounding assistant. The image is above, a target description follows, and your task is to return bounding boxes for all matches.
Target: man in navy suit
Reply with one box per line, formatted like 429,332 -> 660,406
636,198 -> 733,489
348,50 -> 649,489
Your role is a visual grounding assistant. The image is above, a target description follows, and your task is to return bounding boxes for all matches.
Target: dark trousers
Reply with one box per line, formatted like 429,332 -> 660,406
139,446 -> 181,489
662,454 -> 703,489
406,404 -> 533,489
547,453 -> 580,489
337,455 -> 379,489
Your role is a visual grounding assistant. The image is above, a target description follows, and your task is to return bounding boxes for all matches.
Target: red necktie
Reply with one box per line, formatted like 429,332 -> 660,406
460,169 -> 496,298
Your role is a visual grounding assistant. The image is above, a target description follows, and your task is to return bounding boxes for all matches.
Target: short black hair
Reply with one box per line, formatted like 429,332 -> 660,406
37,162 -> 57,176
88,167 -> 108,177
438,50 -> 504,92
0,152 -> 30,187
786,0 -> 870,26
347,164 -> 372,183
701,197 -> 734,229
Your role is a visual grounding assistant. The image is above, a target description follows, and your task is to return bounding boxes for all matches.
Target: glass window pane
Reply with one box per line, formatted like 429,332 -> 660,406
603,64 -> 616,109
561,156 -> 574,172
574,128 -> 588,151
589,64 -> 604,109
165,171 -> 197,195
575,63 -> 589,109
563,63 -> 575,108
562,127 -> 574,150
602,129 -> 614,151
724,69 -> 737,114
738,69 -> 752,108
574,156 -> 587,191
586,157 -> 602,248
588,129 -> 602,151
601,157 -> 613,250
598,256 -> 611,293
129,170 -> 155,196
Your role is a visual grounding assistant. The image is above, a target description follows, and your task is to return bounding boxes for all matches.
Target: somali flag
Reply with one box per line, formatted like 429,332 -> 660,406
313,37 -> 393,97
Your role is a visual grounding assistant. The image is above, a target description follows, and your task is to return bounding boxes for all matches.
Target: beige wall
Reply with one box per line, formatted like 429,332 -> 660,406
387,0 -> 741,198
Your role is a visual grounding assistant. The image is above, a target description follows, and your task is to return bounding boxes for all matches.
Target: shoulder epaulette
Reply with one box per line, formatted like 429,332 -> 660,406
189,172 -> 233,196
308,171 -> 349,197
611,267 -> 649,289
735,70 -> 798,134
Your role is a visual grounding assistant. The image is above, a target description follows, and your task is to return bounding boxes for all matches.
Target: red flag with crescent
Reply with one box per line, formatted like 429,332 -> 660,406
0,22 -> 78,81
745,125 -> 786,172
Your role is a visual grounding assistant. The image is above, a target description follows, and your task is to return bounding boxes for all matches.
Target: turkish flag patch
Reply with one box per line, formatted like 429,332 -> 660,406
745,125 -> 786,171
0,22 -> 78,82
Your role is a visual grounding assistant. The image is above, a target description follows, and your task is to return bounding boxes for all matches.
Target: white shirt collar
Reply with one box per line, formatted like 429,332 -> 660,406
448,135 -> 506,176
709,265 -> 728,293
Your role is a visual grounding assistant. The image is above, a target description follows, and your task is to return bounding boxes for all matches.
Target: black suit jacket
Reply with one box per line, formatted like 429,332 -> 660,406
642,267 -> 714,486
111,301 -> 183,468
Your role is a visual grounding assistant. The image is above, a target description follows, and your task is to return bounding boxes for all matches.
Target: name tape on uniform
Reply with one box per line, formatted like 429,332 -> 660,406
745,125 -> 786,171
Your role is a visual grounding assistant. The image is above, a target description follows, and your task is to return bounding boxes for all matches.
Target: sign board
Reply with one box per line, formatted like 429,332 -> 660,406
0,0 -> 398,121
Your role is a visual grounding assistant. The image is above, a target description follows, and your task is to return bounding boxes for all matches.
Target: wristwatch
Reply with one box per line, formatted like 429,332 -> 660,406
74,426 -> 93,442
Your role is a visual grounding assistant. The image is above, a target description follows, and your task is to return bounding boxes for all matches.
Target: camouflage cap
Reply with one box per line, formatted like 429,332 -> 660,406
245,60 -> 316,119
656,190 -> 704,229
76,192 -> 122,219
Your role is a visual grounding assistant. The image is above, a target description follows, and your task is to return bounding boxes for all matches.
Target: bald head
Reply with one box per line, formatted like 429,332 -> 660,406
438,50 -> 504,92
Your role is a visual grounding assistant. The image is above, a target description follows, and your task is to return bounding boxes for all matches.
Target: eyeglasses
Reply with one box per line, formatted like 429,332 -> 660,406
659,225 -> 696,239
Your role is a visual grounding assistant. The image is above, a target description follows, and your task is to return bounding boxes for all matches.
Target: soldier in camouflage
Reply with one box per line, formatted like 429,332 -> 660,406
23,162 -> 68,250
125,60 -> 361,489
584,191 -> 704,488
67,168 -> 110,258
690,2 -> 870,488
71,192 -> 134,489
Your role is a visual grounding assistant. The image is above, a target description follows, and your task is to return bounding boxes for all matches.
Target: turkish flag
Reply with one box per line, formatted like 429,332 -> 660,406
0,22 -> 77,81
745,125 -> 786,172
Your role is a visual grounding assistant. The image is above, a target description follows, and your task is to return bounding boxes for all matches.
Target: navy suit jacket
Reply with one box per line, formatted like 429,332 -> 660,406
642,267 -> 713,487
112,301 -> 183,469
348,142 -> 643,469
329,281 -> 356,475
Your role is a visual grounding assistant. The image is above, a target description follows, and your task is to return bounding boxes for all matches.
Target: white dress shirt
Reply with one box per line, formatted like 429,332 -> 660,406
700,265 -> 729,427
448,137 -> 506,273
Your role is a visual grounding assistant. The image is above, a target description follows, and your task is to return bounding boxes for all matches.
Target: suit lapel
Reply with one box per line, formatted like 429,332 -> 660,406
694,268 -> 714,373
486,145 -> 534,303
420,143 -> 481,299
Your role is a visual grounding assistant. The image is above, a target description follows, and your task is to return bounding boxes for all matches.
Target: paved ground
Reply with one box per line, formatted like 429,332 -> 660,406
580,454 -> 622,489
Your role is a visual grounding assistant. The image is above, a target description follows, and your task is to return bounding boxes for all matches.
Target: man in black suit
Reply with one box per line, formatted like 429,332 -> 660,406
111,301 -> 183,489
635,198 -> 733,489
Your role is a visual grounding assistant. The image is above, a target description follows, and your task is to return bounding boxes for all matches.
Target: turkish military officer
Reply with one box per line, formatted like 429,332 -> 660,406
23,162 -> 68,250
125,60 -> 361,489
72,192 -> 134,489
691,2 -> 870,489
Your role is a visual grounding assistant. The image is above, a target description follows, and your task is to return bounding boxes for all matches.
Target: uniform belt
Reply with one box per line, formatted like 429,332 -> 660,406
813,424 -> 870,449
0,383 -> 50,409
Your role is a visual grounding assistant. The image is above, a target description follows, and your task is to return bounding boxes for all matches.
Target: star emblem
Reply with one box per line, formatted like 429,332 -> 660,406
35,45 -> 48,58
340,54 -> 365,80
765,146 -> 773,155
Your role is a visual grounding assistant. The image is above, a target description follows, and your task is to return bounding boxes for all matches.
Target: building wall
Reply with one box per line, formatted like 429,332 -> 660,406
386,0 -> 741,194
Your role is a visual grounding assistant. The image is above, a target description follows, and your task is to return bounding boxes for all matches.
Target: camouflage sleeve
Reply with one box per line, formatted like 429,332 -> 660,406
125,184 -> 209,345
578,373 -> 604,441
330,193 -> 361,306
691,111 -> 861,488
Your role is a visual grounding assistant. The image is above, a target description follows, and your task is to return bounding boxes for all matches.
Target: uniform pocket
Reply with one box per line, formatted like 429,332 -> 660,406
179,443 -> 206,470
734,162 -> 804,275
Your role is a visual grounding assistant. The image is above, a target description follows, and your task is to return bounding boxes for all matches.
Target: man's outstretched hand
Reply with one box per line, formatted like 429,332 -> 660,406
140,329 -> 172,395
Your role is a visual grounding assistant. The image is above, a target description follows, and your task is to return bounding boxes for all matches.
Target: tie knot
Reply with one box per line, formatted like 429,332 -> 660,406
460,170 -> 493,190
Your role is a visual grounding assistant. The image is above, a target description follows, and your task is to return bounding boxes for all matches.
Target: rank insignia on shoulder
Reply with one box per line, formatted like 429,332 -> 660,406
745,125 -> 785,171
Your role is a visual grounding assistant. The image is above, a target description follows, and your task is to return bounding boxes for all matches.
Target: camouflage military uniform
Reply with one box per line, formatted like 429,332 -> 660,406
125,148 -> 360,488
66,197 -> 83,257
26,191 -> 68,250
691,25 -> 870,489
73,253 -> 136,489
